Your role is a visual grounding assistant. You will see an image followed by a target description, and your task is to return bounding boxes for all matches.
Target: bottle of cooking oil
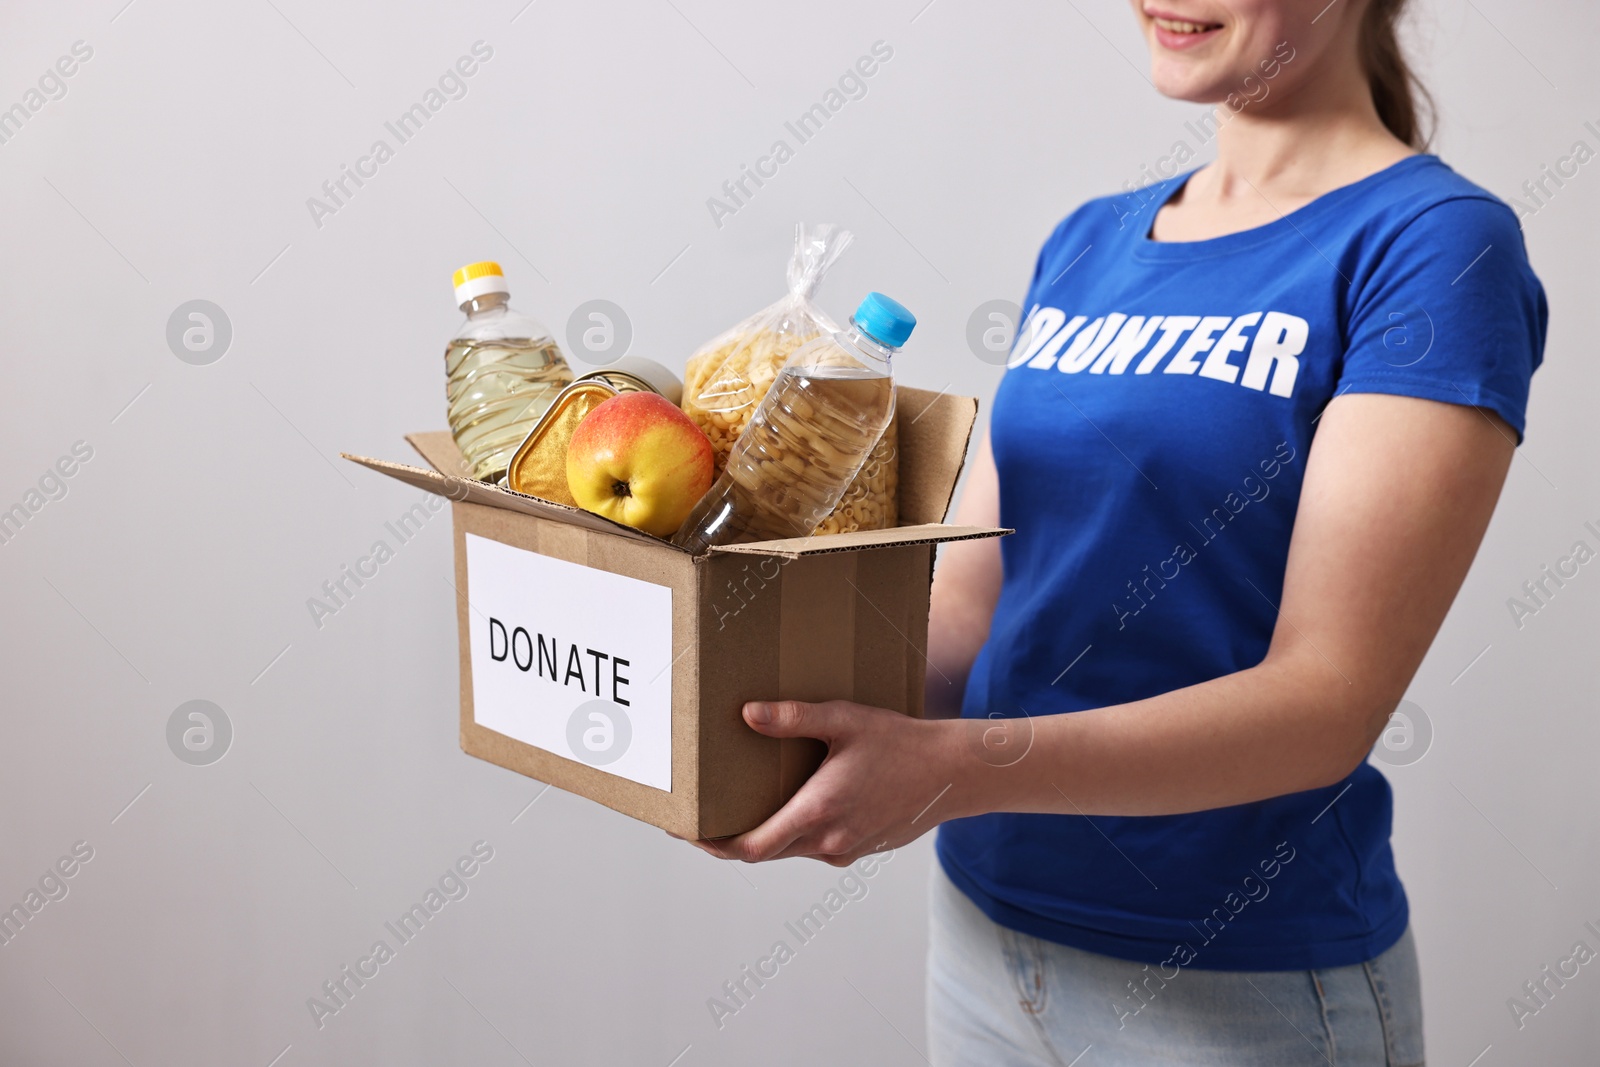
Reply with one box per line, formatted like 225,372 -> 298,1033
673,292 -> 914,553
445,261 -> 573,483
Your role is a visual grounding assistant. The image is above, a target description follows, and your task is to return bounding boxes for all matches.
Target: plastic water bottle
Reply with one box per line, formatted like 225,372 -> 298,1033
673,292 -> 914,553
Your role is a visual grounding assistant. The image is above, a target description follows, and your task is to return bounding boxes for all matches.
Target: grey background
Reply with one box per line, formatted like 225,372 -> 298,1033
1,1 -> 1594,1064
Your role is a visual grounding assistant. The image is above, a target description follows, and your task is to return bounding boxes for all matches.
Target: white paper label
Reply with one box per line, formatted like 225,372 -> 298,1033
464,533 -> 673,792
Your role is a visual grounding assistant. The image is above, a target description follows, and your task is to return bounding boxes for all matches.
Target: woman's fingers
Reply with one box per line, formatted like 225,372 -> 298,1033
673,699 -> 927,864
702,808 -> 808,863
679,705 -> 847,862
741,699 -> 855,742
691,837 -> 738,860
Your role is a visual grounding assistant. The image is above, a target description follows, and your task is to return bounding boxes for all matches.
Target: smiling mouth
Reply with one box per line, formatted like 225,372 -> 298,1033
1151,15 -> 1223,34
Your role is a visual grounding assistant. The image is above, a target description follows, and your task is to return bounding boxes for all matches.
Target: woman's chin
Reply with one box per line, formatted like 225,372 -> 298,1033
1148,67 -> 1231,105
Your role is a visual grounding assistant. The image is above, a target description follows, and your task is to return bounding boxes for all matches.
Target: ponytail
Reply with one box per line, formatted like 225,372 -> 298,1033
1360,0 -> 1433,149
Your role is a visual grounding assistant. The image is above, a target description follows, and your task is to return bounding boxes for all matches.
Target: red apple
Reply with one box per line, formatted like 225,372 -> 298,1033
566,392 -> 715,536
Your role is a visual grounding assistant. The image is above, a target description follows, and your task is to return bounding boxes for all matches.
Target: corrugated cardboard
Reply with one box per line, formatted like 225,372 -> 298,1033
343,385 -> 1009,838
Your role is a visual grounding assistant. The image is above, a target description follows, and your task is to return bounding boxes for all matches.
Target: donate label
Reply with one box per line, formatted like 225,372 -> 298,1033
464,533 -> 673,792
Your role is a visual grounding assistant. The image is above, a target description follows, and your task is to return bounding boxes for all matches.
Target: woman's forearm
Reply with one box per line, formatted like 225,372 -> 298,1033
924,433 -> 1004,719
949,644 -> 1392,819
924,589 -> 993,718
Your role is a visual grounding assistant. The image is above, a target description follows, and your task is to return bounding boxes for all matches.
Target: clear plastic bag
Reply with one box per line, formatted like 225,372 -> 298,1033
681,224 -> 899,535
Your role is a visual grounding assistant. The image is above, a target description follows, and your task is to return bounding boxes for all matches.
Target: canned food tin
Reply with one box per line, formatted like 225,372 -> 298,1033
504,357 -> 682,504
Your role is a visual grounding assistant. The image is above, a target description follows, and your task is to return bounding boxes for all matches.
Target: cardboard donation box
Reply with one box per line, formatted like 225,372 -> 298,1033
343,386 -> 1007,839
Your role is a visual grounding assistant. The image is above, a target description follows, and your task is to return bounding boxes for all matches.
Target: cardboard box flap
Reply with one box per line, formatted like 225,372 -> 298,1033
707,523 -> 1010,560
342,447 -> 665,547
896,386 -> 979,525
406,430 -> 497,481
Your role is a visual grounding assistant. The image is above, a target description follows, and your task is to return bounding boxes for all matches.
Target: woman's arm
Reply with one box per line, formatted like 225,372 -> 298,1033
977,391 -> 1516,816
923,431 -> 1002,719
697,392 -> 1515,863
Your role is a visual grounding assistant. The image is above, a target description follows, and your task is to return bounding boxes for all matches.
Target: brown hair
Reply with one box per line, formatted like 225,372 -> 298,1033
1360,0 -> 1434,149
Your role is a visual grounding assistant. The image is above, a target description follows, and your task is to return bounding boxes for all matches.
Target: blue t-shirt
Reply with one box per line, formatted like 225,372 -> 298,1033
937,155 -> 1547,971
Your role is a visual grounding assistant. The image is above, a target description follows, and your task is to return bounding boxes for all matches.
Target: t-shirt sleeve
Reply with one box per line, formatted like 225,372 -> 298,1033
1338,197 -> 1547,440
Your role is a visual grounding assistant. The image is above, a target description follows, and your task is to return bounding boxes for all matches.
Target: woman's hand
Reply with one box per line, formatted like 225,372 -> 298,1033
689,700 -> 973,867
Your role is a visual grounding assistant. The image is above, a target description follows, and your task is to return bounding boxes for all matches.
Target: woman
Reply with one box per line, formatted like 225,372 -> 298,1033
687,0 -> 1546,1062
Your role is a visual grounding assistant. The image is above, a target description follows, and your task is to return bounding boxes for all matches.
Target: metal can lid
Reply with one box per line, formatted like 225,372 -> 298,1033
574,356 -> 683,406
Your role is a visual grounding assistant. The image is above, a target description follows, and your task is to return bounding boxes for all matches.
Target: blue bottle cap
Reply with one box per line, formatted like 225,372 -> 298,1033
853,292 -> 916,349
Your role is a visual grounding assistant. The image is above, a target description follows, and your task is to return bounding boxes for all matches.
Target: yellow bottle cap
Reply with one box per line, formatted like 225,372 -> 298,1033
453,260 -> 510,306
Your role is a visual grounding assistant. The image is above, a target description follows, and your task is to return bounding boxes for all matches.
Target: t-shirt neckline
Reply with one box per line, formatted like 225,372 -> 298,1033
1132,153 -> 1438,262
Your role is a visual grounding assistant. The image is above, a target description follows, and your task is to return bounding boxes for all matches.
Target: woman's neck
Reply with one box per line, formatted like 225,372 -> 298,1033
1152,67 -> 1416,240
1207,71 -> 1414,204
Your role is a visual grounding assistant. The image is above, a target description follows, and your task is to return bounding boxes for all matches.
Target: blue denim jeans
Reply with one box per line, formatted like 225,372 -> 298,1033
927,863 -> 1424,1066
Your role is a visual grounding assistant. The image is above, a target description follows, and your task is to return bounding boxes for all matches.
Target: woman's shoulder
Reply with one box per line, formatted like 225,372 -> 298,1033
1348,156 -> 1536,287
1358,155 -> 1522,237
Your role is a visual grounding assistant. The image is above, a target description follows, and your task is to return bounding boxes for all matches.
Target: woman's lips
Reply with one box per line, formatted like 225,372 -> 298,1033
1150,14 -> 1223,51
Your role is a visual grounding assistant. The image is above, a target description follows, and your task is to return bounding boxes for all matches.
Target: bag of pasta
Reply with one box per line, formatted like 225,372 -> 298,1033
682,223 -> 899,535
